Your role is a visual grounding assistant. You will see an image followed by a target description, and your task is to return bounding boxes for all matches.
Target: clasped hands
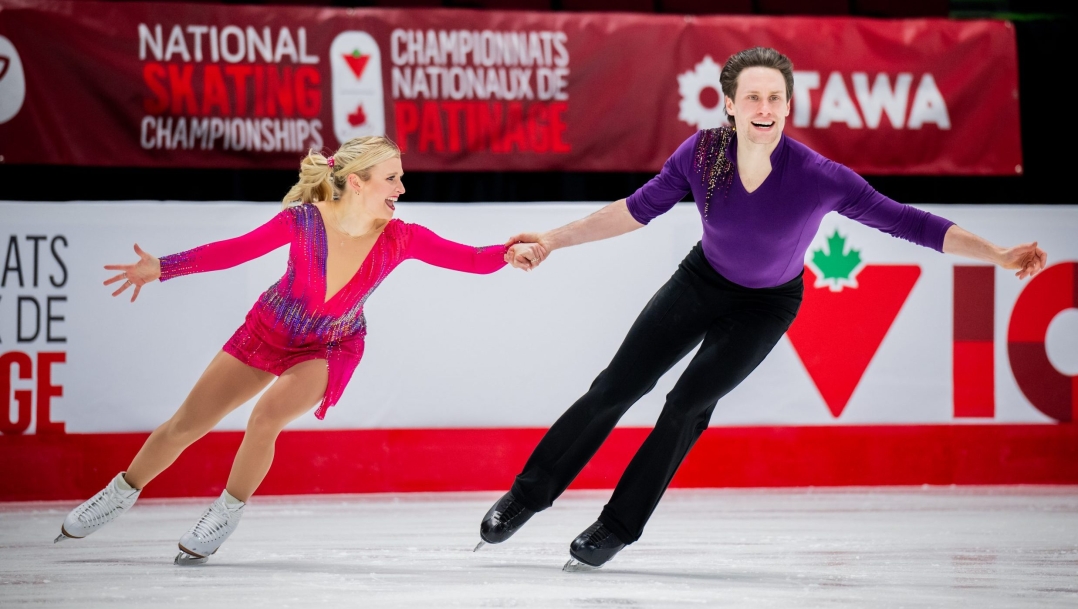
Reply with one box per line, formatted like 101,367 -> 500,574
504,233 -> 549,271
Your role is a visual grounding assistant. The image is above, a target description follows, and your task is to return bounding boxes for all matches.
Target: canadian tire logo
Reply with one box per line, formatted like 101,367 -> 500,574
0,35 -> 26,124
786,231 -> 920,417
677,56 -> 727,130
331,32 -> 385,143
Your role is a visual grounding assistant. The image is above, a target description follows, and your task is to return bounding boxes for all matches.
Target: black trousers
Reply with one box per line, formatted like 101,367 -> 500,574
511,243 -> 803,544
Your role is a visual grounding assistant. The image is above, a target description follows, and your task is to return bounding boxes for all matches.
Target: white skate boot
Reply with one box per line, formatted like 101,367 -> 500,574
175,490 -> 245,565
55,472 -> 141,543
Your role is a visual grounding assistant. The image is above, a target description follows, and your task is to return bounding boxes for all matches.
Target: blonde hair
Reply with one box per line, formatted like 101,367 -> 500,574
281,136 -> 401,208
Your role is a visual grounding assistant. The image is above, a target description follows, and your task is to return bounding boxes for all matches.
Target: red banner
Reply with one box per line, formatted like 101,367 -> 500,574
0,1 -> 1021,175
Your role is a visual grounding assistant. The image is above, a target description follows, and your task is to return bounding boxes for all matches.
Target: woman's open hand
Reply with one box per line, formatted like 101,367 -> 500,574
103,244 -> 161,302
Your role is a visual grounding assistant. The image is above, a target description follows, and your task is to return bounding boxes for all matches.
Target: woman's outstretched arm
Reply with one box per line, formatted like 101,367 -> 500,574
405,223 -> 508,274
103,210 -> 293,301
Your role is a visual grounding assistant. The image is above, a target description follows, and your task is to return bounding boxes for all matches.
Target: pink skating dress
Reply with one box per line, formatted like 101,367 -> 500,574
158,203 -> 507,419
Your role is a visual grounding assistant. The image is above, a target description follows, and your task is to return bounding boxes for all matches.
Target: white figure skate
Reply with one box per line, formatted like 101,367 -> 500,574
174,490 -> 245,566
55,472 -> 141,543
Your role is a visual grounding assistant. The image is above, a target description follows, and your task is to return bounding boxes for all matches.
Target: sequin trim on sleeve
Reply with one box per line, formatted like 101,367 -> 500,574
159,247 -> 203,281
693,127 -> 735,217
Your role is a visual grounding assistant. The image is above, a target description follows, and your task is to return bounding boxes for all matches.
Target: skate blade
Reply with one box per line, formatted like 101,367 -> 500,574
174,551 -> 209,566
563,558 -> 601,572
54,526 -> 80,544
473,541 -> 486,552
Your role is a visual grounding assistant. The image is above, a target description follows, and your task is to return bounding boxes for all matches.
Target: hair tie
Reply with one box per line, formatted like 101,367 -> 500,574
327,157 -> 335,168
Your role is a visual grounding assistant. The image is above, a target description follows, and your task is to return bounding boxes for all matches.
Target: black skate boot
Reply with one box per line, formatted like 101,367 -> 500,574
564,520 -> 626,571
475,491 -> 535,551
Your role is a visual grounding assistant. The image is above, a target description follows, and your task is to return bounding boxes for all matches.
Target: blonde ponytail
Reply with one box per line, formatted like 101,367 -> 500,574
282,136 -> 400,208
281,151 -> 335,208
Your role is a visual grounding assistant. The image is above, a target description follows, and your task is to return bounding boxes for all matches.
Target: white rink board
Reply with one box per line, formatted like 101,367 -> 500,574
1,201 -> 1076,432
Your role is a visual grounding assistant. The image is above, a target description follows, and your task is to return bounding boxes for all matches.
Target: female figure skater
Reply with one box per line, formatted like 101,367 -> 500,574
488,47 -> 1048,570
56,136 -> 508,564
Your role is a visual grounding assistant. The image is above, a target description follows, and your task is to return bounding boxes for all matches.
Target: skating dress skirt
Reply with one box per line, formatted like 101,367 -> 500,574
159,203 -> 506,419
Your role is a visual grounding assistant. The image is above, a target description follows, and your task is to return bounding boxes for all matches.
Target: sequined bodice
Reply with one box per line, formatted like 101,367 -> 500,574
159,203 -> 507,348
257,206 -> 408,345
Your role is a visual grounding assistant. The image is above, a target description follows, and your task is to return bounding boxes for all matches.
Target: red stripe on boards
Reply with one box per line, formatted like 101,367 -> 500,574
2,425 -> 1077,502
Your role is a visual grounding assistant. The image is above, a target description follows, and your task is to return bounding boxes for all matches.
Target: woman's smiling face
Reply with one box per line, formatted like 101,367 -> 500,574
355,156 -> 405,220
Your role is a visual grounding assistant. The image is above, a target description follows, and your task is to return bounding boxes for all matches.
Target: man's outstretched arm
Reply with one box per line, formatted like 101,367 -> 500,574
504,199 -> 645,270
942,224 -> 1047,280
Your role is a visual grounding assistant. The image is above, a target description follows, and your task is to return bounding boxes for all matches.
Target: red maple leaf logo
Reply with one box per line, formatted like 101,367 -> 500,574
787,237 -> 920,418
348,104 -> 367,127
343,51 -> 370,80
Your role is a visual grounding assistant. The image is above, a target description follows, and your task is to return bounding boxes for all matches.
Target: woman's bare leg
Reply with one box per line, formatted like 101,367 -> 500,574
225,359 -> 328,501
124,351 -> 274,489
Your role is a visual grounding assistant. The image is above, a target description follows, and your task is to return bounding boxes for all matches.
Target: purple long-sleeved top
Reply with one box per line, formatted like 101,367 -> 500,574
626,128 -> 955,288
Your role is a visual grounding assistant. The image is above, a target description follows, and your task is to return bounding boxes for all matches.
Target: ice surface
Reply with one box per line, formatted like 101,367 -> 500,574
2,487 -> 1077,607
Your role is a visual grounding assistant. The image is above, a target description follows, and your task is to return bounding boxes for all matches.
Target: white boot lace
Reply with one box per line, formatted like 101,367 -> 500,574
190,500 -> 237,542
76,485 -> 131,528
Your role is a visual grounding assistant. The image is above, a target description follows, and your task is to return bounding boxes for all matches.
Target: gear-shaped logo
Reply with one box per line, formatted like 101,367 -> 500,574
677,56 -> 727,129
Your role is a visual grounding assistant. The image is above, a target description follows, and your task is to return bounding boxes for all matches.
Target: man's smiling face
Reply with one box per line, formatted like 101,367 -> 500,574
724,66 -> 791,147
